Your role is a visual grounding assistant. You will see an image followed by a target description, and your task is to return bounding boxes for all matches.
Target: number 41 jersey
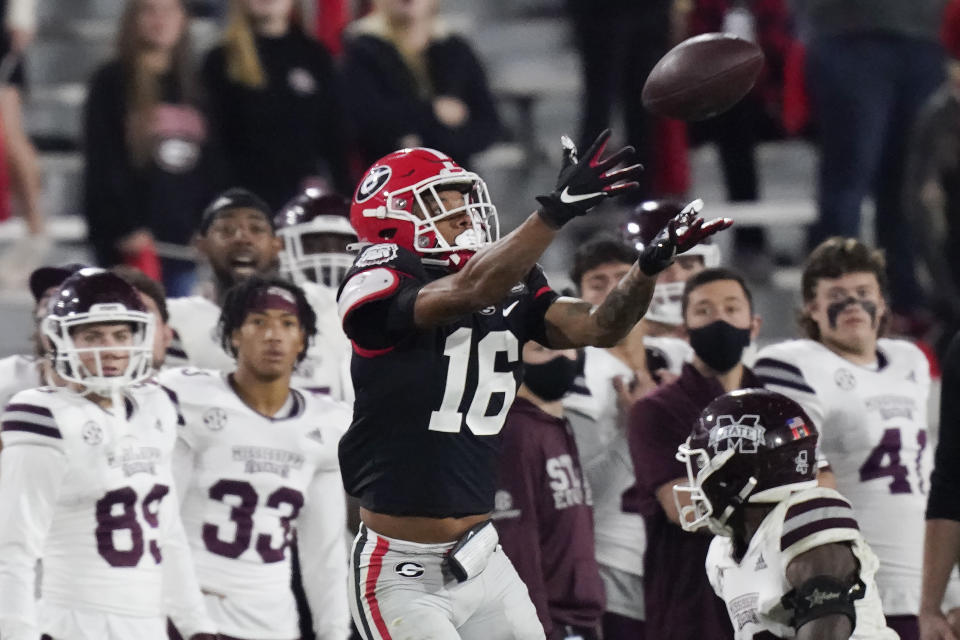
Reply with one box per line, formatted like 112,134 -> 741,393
754,338 -> 960,615
337,243 -> 559,518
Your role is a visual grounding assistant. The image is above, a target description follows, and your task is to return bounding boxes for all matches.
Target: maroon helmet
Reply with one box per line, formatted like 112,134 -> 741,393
275,188 -> 357,287
674,388 -> 818,536
42,268 -> 155,394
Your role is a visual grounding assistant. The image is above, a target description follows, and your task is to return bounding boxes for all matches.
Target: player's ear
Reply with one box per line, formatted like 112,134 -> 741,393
750,314 -> 762,341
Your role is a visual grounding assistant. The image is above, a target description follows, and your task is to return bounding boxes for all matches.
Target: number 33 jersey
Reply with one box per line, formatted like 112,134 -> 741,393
336,243 -> 559,518
0,384 -> 213,640
159,367 -> 352,640
754,338 -> 960,614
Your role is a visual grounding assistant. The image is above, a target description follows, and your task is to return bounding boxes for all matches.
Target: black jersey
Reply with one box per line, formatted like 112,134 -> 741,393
336,243 -> 560,517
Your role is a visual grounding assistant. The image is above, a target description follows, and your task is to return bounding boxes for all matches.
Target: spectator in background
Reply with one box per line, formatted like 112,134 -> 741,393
0,0 -> 48,288
566,0 -> 679,199
341,0 -> 502,168
904,0 -> 960,355
686,0 -> 792,272
494,341 -> 604,640
83,0 -> 222,297
202,0 -> 350,209
799,0 -> 947,325
629,267 -> 762,640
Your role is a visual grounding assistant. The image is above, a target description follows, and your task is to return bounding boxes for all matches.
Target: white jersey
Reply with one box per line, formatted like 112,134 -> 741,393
0,354 -> 43,408
706,487 -> 896,639
754,338 -> 960,614
166,282 -> 353,401
160,367 -> 351,640
0,384 -> 214,640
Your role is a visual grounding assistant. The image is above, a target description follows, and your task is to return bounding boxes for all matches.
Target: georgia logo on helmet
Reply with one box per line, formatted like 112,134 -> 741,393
350,147 -> 498,270
623,198 -> 721,326
42,268 -> 156,396
275,187 -> 357,288
673,388 -> 818,536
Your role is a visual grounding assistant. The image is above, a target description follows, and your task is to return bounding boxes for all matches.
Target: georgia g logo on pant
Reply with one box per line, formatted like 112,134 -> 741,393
395,562 -> 425,578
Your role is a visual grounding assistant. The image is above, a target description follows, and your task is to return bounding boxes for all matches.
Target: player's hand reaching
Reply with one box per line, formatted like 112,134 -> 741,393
638,198 -> 733,276
536,129 -> 643,229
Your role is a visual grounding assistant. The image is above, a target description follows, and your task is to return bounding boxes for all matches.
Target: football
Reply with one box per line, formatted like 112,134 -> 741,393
641,33 -> 764,121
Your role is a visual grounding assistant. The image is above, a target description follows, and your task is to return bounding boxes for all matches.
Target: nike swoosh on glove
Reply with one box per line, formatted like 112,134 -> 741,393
638,199 -> 734,276
536,129 -> 644,229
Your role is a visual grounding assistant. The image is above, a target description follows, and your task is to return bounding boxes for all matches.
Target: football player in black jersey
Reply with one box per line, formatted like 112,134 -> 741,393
337,131 -> 733,640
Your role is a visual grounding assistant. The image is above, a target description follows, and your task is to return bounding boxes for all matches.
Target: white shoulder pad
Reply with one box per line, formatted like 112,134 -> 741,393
778,487 -> 860,566
337,267 -> 399,322
1,388 -> 67,450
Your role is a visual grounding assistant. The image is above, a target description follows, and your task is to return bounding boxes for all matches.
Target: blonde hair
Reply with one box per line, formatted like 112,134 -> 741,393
222,0 -> 306,90
115,0 -> 193,166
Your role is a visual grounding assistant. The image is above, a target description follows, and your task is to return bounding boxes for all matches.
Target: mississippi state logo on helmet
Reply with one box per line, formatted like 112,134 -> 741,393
42,268 -> 156,395
674,389 -> 818,536
350,147 -> 499,269
622,198 -> 720,325
275,188 -> 356,287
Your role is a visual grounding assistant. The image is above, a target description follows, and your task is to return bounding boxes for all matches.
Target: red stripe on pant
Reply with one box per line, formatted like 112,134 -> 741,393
364,536 -> 392,639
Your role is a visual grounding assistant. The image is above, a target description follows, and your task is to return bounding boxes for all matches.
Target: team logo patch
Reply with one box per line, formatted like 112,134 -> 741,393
82,421 -> 103,445
395,562 -> 424,578
356,166 -> 392,203
834,368 -> 856,391
356,243 -> 398,267
203,407 -> 228,431
728,592 -> 761,630
708,414 -> 766,454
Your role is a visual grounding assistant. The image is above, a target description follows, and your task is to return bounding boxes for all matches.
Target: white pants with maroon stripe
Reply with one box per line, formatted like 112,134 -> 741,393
350,524 -> 545,640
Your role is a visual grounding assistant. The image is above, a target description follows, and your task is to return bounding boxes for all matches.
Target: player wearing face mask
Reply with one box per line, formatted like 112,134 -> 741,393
493,341 -> 603,640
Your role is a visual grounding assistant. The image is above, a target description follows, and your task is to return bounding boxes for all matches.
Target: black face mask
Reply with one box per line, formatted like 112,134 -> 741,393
688,320 -> 751,373
523,353 -> 581,402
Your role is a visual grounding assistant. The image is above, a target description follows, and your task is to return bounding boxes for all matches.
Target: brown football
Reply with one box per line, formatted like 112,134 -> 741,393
642,33 -> 764,121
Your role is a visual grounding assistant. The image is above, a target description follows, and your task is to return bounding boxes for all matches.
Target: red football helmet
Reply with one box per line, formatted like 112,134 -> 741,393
275,188 -> 356,287
350,147 -> 498,269
674,389 -> 819,536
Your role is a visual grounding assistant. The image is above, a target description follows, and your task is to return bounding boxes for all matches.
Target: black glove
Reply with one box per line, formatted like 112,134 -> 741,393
536,129 -> 643,229
638,199 -> 734,275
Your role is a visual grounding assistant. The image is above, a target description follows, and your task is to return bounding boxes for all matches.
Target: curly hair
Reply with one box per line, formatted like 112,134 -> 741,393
799,237 -> 889,340
217,276 -> 317,363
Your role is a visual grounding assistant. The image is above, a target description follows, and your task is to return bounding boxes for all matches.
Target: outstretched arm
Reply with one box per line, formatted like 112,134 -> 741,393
543,200 -> 732,348
413,130 -> 642,328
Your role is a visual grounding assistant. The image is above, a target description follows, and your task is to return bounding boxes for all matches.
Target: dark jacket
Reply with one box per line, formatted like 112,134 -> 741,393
82,61 -> 224,267
341,25 -> 502,167
202,30 -> 350,209
494,397 -> 605,640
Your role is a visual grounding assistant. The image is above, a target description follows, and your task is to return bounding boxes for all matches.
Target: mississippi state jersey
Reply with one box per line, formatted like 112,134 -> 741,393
0,354 -> 43,409
337,243 -> 559,517
166,283 -> 353,400
0,384 -> 213,640
706,487 -> 896,639
754,338 -> 960,614
160,367 -> 351,640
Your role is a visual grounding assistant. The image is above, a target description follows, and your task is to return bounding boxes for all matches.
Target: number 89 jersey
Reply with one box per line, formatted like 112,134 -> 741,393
754,338 -> 960,615
337,243 -> 559,517
0,384 -> 202,629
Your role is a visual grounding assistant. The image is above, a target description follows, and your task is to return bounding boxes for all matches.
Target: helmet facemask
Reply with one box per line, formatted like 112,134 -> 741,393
278,220 -> 356,288
389,173 -> 498,267
674,439 -> 758,537
42,304 -> 155,397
